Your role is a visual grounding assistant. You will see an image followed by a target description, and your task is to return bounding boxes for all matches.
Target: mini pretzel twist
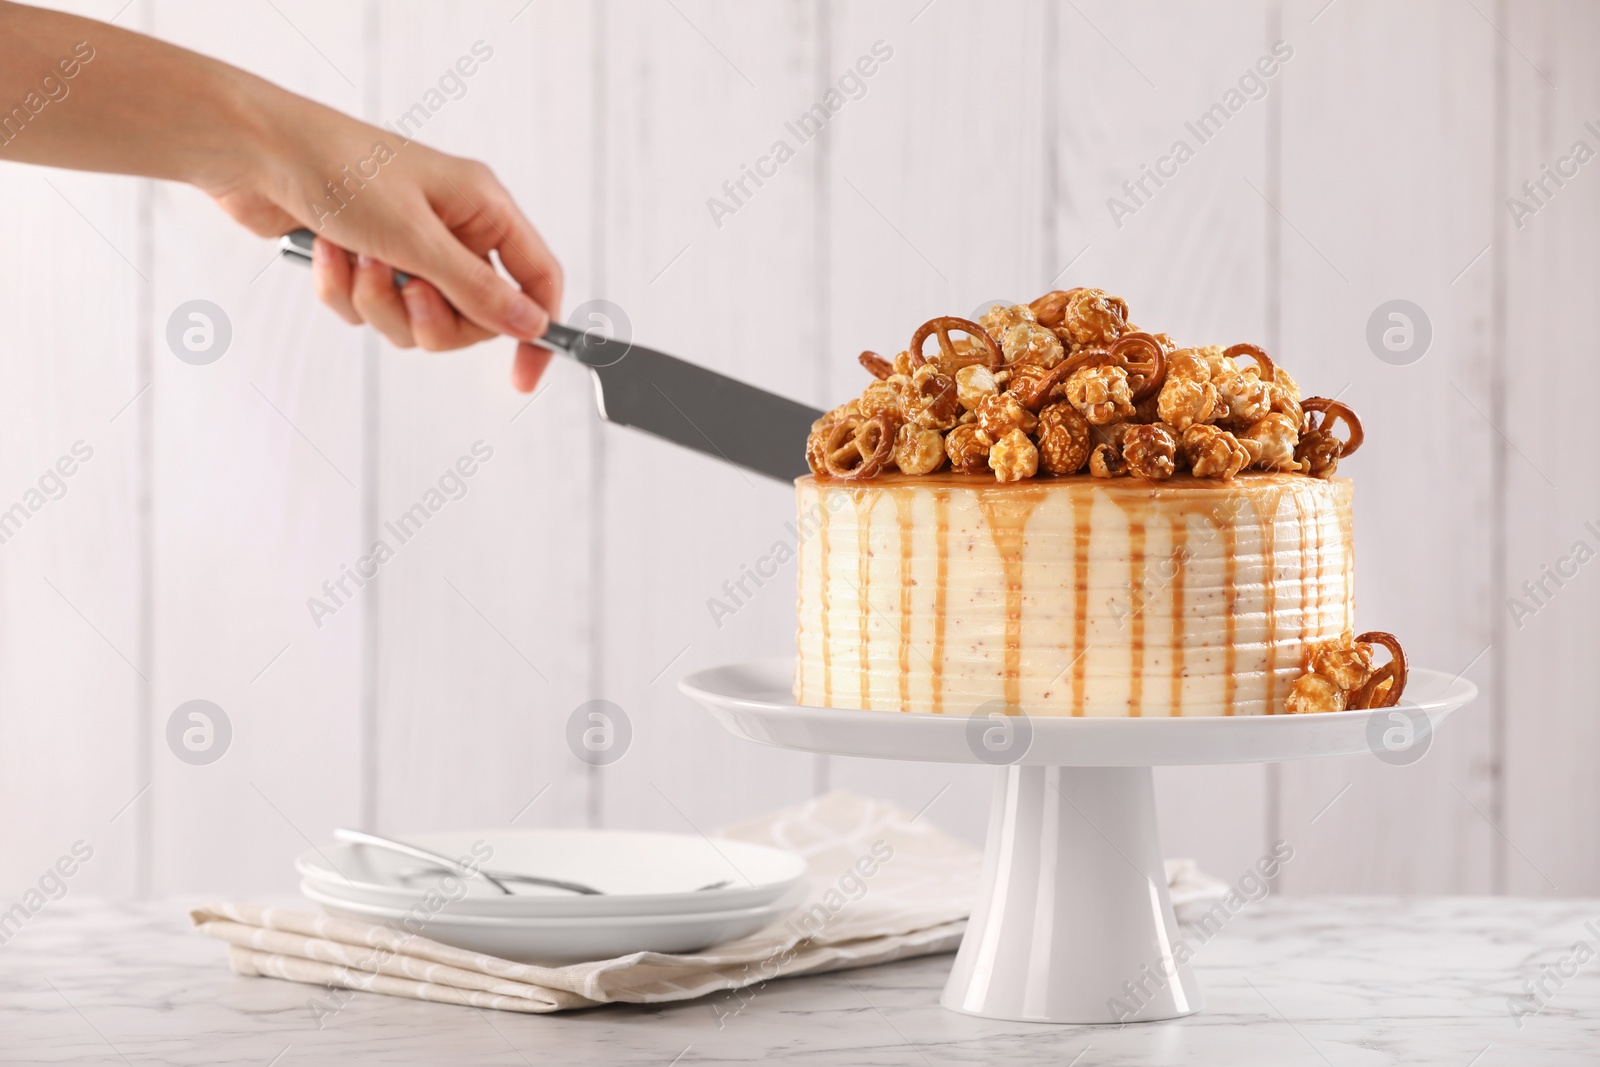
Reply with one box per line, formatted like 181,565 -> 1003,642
1300,397 -> 1365,457
1223,342 -> 1276,384
1108,331 -> 1168,402
1028,288 -> 1084,329
858,350 -> 894,381
822,414 -> 894,479
909,316 -> 1004,372
1350,631 -> 1407,710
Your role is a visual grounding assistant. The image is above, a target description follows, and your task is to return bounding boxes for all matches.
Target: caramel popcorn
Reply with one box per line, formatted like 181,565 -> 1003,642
1181,425 -> 1251,480
989,429 -> 1039,482
1216,369 -> 1272,427
1157,376 -> 1220,431
1089,442 -> 1129,478
1243,412 -> 1300,471
858,378 -> 905,428
1284,672 -> 1346,714
1307,631 -> 1374,692
956,364 -> 1000,411
1035,401 -> 1091,474
1000,322 -> 1065,369
979,303 -> 1036,337
893,424 -> 946,476
945,423 -> 992,473
1122,424 -> 1177,480
1060,288 -> 1128,346
906,365 -> 960,431
974,393 -> 1038,443
1066,364 -> 1136,425
811,303 -> 1365,484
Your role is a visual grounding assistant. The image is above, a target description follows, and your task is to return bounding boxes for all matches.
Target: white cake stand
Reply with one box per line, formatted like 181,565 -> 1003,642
679,660 -> 1476,1025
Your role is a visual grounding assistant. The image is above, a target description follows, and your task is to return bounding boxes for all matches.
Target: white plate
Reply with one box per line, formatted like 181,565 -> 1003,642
300,880 -> 808,963
295,829 -> 807,918
678,658 -> 1478,767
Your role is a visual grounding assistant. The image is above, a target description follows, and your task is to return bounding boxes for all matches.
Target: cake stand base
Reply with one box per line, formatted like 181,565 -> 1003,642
679,659 -> 1477,1026
943,765 -> 1199,1024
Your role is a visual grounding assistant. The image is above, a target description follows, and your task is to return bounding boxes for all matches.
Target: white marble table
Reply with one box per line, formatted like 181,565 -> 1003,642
1,897 -> 1596,1065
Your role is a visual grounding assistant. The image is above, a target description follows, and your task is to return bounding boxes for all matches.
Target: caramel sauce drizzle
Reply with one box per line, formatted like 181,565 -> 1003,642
819,489 -> 832,706
1256,487 -> 1284,715
855,490 -> 872,710
1108,495 -> 1152,717
1293,487 -> 1310,645
977,488 -> 1044,713
894,490 -> 915,712
1169,515 -> 1188,718
931,489 -> 950,714
1221,499 -> 1239,717
1071,489 -> 1092,716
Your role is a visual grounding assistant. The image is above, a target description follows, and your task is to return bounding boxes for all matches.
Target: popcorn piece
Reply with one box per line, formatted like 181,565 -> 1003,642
1181,424 -> 1251,480
1157,375 -> 1220,431
893,424 -> 946,476
893,350 -> 915,377
1165,347 -> 1213,382
1060,288 -> 1128,346
988,429 -> 1039,483
1000,322 -> 1065,369
1284,672 -> 1346,714
906,365 -> 960,431
974,392 -> 1038,444
978,303 -> 1036,337
1307,631 -> 1375,691
1295,429 -> 1343,479
1216,369 -> 1272,427
1122,424 -> 1177,480
1035,401 -> 1091,474
858,379 -> 905,429
1065,364 -> 1136,425
944,423 -> 992,473
1089,442 -> 1129,478
1243,412 -> 1300,471
956,364 -> 1000,411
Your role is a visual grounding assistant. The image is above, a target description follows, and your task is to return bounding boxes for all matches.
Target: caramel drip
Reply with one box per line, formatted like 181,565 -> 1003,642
1221,499 -> 1239,717
819,490 -> 832,706
1107,494 -> 1152,717
894,490 -> 915,712
1313,488 -> 1326,634
931,490 -> 950,714
1340,501 -> 1355,630
855,491 -> 873,710
1256,487 -> 1284,715
977,489 -> 1044,713
1169,515 -> 1188,718
1070,488 -> 1092,716
1293,487 -> 1310,645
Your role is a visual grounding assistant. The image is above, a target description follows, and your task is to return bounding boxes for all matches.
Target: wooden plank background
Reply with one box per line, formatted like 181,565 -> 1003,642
0,0 -> 1591,900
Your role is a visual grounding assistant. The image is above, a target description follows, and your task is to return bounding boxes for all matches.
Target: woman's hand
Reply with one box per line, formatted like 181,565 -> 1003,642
204,96 -> 562,392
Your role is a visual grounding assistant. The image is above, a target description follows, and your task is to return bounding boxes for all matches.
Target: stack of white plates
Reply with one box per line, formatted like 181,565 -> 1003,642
296,829 -> 809,964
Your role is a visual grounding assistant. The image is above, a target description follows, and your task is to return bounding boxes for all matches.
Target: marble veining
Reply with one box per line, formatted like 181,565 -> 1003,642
1,897 -> 1597,1065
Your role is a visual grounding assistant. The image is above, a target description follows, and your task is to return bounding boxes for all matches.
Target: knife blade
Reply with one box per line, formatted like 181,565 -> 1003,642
278,228 -> 821,483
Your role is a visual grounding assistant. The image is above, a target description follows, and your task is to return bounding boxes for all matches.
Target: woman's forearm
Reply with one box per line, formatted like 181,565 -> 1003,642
0,0 -> 290,190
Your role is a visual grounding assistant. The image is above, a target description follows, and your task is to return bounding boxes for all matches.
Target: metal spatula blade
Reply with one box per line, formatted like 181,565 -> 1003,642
278,229 -> 820,483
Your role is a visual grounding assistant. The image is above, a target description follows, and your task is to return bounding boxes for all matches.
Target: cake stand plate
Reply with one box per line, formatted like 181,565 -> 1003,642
679,660 -> 1477,1025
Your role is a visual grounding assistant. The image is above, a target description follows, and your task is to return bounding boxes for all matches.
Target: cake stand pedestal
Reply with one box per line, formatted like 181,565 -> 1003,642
680,660 -> 1476,1025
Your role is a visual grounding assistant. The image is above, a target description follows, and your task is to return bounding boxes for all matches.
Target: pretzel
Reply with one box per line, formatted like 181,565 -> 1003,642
822,414 -> 894,479
1223,342 -> 1276,384
1349,631 -> 1407,710
858,350 -> 894,381
909,316 -> 1003,372
1108,331 -> 1168,402
1300,397 -> 1364,457
1028,288 -> 1083,328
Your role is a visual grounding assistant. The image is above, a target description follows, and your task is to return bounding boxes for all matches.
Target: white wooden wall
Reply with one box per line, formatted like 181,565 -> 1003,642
1,0 -> 1594,900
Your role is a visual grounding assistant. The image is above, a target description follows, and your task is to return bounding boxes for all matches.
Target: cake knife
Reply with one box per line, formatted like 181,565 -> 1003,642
279,228 -> 820,483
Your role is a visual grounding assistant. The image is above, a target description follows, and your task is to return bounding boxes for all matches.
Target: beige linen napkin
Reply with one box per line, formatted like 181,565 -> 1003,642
191,790 -> 1223,1015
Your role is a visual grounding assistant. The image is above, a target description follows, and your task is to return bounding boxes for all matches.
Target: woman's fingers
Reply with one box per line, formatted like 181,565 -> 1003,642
350,254 -> 415,348
311,238 -> 361,324
511,342 -> 553,393
493,198 -> 564,326
399,278 -> 495,351
416,217 -> 550,342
